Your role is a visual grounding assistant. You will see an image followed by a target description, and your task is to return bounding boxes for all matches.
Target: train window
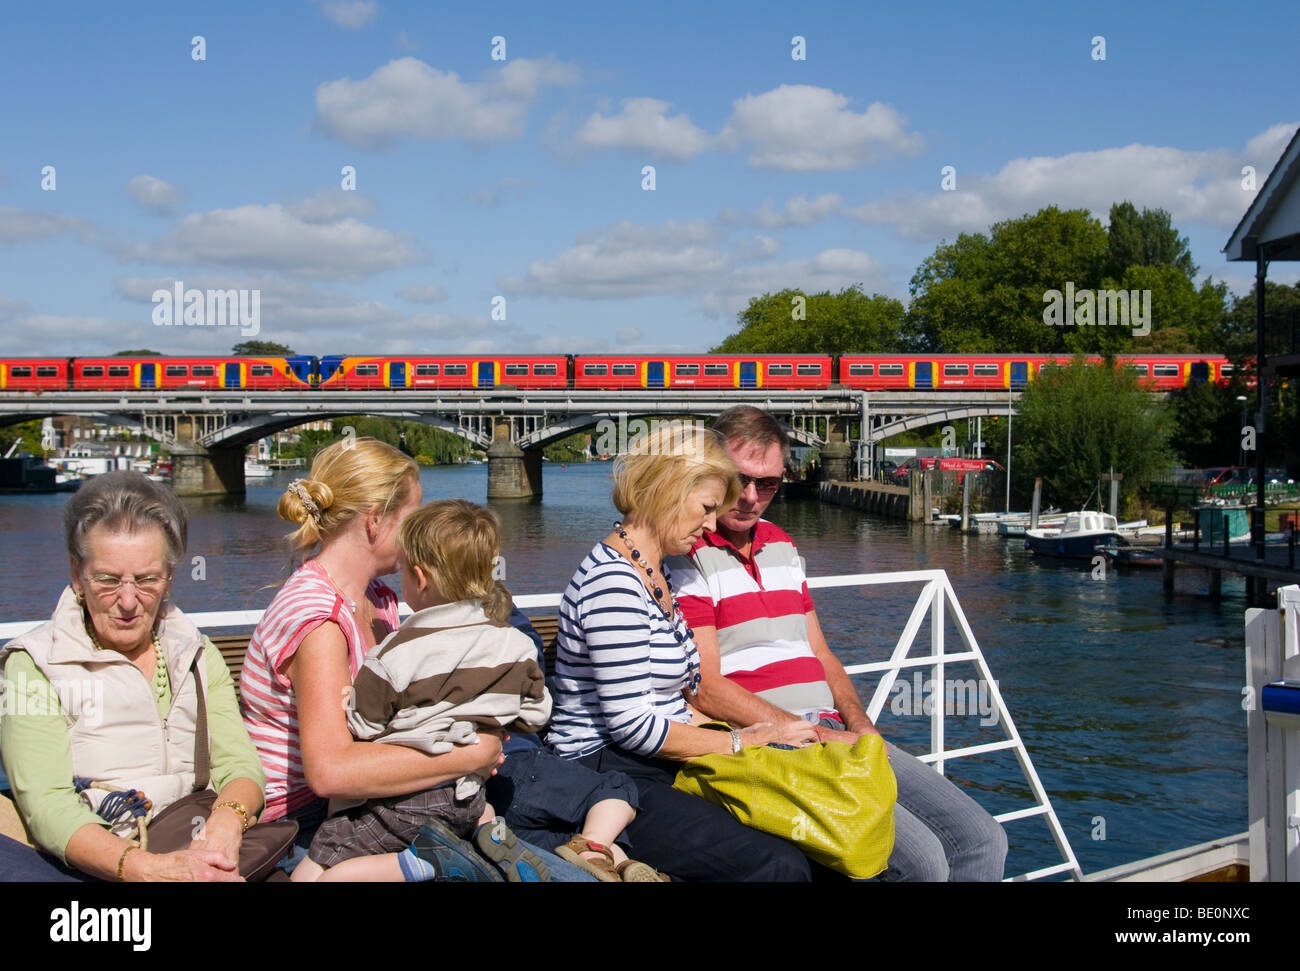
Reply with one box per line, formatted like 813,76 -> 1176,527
108,366 -> 130,377
878,364 -> 904,376
847,364 -> 874,376
355,364 -> 380,376
10,366 -> 32,377
36,366 -> 59,377
583,364 -> 608,376
1124,364 -> 1150,376
703,364 -> 729,376
250,365 -> 274,376
943,364 -> 969,376
444,364 -> 468,376
191,366 -> 215,376
1153,365 -> 1179,377
611,364 -> 637,375
415,364 -> 440,376
676,364 -> 700,376
973,364 -> 999,376
81,366 -> 104,377
504,364 -> 529,376
797,364 -> 823,375
165,365 -> 188,376
533,364 -> 558,375
767,364 -> 793,376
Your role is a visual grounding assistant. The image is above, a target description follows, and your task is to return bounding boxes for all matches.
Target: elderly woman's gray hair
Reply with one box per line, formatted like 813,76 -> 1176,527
64,470 -> 188,569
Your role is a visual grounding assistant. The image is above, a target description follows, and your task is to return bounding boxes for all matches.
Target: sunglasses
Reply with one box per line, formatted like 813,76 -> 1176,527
738,473 -> 782,495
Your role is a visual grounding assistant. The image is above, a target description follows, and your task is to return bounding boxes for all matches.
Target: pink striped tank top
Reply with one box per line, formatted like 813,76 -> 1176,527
240,561 -> 399,821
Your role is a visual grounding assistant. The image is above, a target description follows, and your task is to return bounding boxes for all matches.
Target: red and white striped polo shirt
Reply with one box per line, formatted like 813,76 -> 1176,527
239,561 -> 399,821
672,521 -> 836,722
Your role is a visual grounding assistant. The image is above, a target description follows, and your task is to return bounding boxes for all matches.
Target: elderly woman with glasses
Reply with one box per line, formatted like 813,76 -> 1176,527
0,471 -> 265,881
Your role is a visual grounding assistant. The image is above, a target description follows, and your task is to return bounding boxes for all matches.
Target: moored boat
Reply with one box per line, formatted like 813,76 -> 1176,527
1024,511 -> 1122,560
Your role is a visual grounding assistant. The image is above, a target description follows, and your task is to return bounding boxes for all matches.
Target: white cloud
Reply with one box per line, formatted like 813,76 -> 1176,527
397,283 -> 447,302
315,57 -> 574,149
846,124 -> 1300,241
0,314 -> 131,355
395,29 -> 418,52
492,55 -> 578,99
720,85 -> 924,170
699,248 -> 893,321
573,98 -> 713,162
501,220 -> 728,299
288,189 -> 377,223
736,235 -> 782,260
0,293 -> 28,321
126,175 -> 183,215
722,193 -> 842,228
135,203 -> 417,279
0,206 -> 93,244
615,326 -> 641,345
314,0 -> 377,29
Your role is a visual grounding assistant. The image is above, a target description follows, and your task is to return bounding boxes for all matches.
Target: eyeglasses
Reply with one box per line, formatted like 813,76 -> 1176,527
737,473 -> 782,496
84,572 -> 171,599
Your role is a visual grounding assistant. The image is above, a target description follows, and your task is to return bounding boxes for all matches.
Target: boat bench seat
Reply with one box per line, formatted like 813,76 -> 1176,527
208,614 -> 563,701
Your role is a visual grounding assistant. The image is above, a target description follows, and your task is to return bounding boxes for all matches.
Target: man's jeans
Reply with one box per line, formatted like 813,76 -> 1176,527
879,739 -> 1008,882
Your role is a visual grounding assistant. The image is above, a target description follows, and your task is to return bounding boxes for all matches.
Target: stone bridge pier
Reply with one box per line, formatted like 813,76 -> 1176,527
486,421 -> 543,499
819,417 -> 854,481
169,416 -> 246,496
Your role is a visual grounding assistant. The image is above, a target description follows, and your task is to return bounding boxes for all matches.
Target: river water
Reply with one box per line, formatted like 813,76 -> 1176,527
0,462 -> 1250,879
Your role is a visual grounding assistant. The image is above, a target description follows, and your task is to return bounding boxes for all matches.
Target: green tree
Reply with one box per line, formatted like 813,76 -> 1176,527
905,207 -> 1109,353
1104,201 -> 1196,281
0,419 -> 47,456
1010,357 -> 1176,509
113,349 -> 162,356
232,340 -> 296,356
713,285 -> 906,354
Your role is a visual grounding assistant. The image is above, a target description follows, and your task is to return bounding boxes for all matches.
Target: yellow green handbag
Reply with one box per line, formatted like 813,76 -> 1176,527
673,732 -> 897,879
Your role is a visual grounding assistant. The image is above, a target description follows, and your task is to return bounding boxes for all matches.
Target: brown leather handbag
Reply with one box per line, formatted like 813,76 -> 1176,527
140,651 -> 297,881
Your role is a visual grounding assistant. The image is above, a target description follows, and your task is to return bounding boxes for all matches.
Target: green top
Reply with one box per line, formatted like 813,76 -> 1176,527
0,638 -> 265,863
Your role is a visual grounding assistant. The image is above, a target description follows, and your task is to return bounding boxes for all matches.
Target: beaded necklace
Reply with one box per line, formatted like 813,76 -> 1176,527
84,620 -> 169,702
612,521 -> 701,695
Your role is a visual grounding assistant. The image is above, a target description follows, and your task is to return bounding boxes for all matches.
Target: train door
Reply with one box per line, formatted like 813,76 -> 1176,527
914,361 -> 933,389
738,361 -> 758,388
223,362 -> 241,389
139,363 -> 156,388
476,361 -> 496,389
1010,361 -> 1029,388
1189,360 -> 1209,384
318,356 -> 344,387
646,361 -> 665,388
389,362 -> 406,388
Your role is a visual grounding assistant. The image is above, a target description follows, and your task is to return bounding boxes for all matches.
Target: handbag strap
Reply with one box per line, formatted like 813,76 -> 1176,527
189,647 -> 210,792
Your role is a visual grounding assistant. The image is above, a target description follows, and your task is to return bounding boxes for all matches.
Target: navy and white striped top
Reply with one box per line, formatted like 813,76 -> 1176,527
546,542 -> 699,759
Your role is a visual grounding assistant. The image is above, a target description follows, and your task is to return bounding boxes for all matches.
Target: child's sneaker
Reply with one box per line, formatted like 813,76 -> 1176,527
411,820 -> 504,881
473,818 -> 551,882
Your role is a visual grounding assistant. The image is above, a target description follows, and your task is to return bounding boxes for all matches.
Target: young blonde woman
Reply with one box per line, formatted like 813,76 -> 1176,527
239,436 -> 594,880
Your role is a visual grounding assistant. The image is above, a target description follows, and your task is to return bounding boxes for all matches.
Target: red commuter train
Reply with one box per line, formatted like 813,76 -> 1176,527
0,352 -> 1232,393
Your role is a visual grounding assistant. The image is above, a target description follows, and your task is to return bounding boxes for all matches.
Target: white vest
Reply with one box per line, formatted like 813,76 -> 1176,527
1,587 -> 210,839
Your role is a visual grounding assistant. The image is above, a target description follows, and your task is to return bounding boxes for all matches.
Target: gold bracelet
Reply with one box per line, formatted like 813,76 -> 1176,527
116,844 -> 138,881
213,801 -> 251,832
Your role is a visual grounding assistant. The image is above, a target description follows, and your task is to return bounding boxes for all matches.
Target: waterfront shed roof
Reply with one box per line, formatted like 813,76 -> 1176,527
1225,125 -> 1300,262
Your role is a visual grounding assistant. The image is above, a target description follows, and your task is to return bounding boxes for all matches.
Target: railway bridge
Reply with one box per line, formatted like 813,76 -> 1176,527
0,389 -> 1021,496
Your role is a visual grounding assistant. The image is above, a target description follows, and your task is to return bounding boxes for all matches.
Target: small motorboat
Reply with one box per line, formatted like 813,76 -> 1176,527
1024,511 -> 1123,559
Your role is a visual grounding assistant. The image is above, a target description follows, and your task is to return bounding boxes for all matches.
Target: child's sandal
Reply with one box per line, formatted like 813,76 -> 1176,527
616,859 -> 670,882
555,835 -> 620,883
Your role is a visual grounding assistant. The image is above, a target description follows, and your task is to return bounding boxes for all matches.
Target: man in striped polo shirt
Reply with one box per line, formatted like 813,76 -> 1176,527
671,405 -> 1007,882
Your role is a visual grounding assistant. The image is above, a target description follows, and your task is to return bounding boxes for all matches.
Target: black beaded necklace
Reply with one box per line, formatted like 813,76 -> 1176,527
613,521 -> 701,695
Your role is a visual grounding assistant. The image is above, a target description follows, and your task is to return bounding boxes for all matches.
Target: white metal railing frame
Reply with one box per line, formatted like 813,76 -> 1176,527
1245,582 -> 1300,881
1,568 -> 1083,881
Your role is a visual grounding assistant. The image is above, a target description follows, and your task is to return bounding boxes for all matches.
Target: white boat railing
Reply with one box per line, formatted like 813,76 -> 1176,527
1,568 -> 1083,881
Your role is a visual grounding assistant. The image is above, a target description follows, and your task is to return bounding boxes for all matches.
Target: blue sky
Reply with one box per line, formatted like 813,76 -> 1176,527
1,0 -> 1296,357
